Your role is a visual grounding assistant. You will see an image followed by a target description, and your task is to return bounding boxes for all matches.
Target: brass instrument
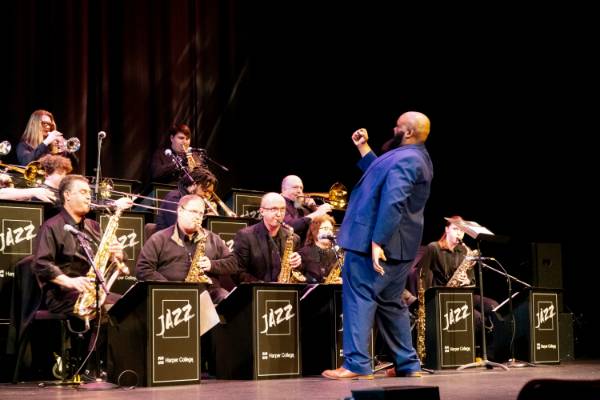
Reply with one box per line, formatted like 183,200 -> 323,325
0,161 -> 45,186
185,227 -> 213,284
50,136 -> 80,154
73,206 -> 130,330
0,141 -> 14,187
416,268 -> 426,362
447,245 -> 479,288
0,141 -> 11,156
210,192 -> 237,218
277,222 -> 306,283
183,144 -> 197,169
301,182 -> 348,210
324,246 -> 344,284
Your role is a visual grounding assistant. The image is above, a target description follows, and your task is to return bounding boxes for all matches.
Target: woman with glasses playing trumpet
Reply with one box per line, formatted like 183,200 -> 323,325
16,109 -> 80,168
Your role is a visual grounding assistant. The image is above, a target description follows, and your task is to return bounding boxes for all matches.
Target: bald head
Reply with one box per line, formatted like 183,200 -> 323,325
281,175 -> 304,201
397,111 -> 431,144
261,192 -> 286,208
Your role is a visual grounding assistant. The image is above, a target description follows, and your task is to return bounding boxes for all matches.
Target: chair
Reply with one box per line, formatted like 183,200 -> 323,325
144,223 -> 158,241
9,256 -> 71,382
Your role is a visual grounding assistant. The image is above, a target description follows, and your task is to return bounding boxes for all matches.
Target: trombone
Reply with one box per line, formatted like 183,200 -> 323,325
96,185 -> 222,216
300,182 -> 348,211
0,161 -> 45,186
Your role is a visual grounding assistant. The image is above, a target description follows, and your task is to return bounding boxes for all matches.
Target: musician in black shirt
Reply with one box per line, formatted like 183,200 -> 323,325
33,175 -> 128,315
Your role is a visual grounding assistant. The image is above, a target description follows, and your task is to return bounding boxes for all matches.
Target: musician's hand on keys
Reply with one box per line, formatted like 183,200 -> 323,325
199,256 -> 212,272
54,274 -> 93,293
290,252 -> 302,269
109,240 -> 125,262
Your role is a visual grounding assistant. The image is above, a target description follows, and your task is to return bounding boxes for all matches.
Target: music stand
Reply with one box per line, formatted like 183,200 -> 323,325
448,219 -> 509,371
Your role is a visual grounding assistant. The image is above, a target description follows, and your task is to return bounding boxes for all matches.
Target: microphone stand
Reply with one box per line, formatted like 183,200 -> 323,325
457,239 -> 509,371
95,134 -> 104,200
72,233 -> 118,390
482,261 -> 535,368
194,148 -> 230,172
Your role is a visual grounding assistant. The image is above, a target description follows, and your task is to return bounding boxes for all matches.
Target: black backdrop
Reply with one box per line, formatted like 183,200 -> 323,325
3,2 -> 597,356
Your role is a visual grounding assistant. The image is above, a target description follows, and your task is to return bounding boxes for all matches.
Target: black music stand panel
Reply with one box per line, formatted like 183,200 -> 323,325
107,281 -> 202,386
299,284 -> 340,375
0,201 -> 45,320
215,283 -> 303,380
203,215 -> 255,249
512,288 -> 560,364
424,287 -> 476,369
97,211 -> 147,294
149,183 -> 177,214
225,188 -> 265,219
0,200 -> 45,381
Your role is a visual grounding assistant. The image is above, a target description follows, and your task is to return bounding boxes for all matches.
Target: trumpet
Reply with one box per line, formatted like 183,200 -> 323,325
0,161 -> 45,186
0,141 -> 12,156
299,182 -> 348,211
50,136 -> 80,154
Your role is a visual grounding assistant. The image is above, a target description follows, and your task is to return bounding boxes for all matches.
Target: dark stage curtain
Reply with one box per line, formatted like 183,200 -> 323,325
3,0 -> 248,190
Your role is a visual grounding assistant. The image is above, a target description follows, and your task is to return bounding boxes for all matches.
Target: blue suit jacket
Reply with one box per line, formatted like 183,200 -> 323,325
337,144 -> 433,261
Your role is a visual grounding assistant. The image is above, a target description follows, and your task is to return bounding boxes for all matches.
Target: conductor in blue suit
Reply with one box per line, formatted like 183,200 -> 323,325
322,111 -> 433,379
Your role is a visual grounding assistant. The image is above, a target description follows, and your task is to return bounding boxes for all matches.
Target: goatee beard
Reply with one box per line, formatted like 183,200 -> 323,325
381,132 -> 404,153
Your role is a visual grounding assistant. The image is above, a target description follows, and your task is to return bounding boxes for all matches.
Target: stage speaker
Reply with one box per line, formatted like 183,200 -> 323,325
350,385 -> 440,400
559,312 -> 575,361
517,379 -> 600,400
531,242 -> 563,311
531,242 -> 562,289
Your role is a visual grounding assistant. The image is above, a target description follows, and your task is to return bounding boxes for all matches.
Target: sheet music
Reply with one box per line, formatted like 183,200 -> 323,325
446,218 -> 494,239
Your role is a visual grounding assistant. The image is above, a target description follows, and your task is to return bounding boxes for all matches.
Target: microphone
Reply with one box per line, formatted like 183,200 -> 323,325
317,233 -> 336,241
98,131 -> 107,140
64,224 -> 93,242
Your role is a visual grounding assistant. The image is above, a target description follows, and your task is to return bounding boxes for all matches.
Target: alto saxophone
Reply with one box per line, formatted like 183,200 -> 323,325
324,247 -> 344,284
277,222 -> 306,283
185,228 -> 213,284
416,268 -> 426,362
447,244 -> 480,288
73,207 -> 130,329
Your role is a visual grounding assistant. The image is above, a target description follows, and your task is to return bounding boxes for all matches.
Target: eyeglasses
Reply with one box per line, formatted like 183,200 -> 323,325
262,207 -> 286,214
180,206 -> 204,216
41,121 -> 54,129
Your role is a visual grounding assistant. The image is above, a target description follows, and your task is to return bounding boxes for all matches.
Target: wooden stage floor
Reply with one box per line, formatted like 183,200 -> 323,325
2,360 -> 600,400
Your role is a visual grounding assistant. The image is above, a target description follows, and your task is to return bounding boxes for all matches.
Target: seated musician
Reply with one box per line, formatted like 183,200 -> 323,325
280,175 -> 332,242
32,154 -> 73,209
33,175 -> 131,316
297,214 -> 342,284
155,167 -> 218,230
416,215 -> 500,357
150,123 -> 202,185
232,192 -> 303,283
136,194 -> 237,304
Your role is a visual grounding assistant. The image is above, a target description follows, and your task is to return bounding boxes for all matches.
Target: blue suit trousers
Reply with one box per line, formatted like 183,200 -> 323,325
342,250 -> 420,375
